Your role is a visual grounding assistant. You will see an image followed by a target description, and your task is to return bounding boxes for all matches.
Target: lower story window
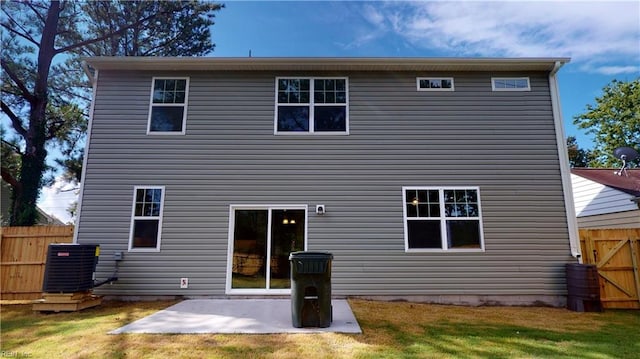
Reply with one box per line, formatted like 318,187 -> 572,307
128,186 -> 165,251
403,187 -> 484,251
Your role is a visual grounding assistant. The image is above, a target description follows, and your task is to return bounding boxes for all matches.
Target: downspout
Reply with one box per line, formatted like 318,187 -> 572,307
72,64 -> 98,244
549,60 -> 581,261
81,60 -> 95,85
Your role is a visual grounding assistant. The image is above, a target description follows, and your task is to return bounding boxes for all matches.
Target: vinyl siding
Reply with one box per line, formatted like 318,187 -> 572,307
577,210 -> 640,228
571,174 -> 639,216
77,69 -> 573,300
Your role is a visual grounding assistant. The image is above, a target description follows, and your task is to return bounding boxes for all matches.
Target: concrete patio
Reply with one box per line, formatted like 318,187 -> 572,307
110,299 -> 362,334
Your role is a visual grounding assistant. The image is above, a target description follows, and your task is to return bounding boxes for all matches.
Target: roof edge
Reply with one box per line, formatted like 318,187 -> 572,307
83,56 -> 571,72
571,168 -> 640,197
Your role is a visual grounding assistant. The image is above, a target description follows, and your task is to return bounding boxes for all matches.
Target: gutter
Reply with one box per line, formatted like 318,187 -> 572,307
548,60 -> 582,260
83,56 -> 571,72
550,61 -> 563,76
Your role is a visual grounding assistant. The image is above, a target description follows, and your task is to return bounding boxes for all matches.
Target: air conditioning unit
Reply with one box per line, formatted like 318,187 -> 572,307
43,244 -> 100,293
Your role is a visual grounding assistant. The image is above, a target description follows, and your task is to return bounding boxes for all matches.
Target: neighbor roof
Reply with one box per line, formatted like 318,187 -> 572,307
83,57 -> 570,72
571,168 -> 640,197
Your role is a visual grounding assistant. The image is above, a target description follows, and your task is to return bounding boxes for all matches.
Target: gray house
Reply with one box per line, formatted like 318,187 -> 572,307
75,57 -> 579,306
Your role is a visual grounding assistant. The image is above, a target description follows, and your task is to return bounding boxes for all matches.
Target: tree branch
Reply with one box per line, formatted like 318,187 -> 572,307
1,139 -> 23,155
1,167 -> 21,190
25,1 -> 47,23
1,59 -> 36,103
48,85 -> 92,102
1,8 -> 42,45
0,22 -> 40,47
59,187 -> 79,193
142,33 -> 179,56
0,101 -> 28,138
54,10 -> 166,54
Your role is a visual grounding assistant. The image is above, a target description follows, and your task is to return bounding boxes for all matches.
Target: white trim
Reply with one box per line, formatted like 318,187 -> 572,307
548,62 -> 581,260
86,57 -> 572,73
416,77 -> 455,91
402,186 -> 485,253
226,204 -> 308,295
127,186 -> 166,252
73,70 -> 99,244
146,77 -> 189,135
491,77 -> 531,91
274,77 -> 349,135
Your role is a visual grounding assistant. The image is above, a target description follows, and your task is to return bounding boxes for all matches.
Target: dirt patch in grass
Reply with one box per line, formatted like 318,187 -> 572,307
349,299 -> 606,333
1,299 -> 638,359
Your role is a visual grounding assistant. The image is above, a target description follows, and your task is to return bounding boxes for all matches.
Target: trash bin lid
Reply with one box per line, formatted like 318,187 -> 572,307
289,251 -> 333,260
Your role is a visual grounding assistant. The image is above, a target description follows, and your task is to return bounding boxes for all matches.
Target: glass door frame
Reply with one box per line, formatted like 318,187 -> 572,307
225,204 -> 308,295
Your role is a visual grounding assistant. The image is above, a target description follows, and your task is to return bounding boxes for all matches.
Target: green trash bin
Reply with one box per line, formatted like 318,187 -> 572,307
289,251 -> 333,328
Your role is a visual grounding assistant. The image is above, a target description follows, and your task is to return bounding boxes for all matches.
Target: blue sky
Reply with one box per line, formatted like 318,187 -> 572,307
36,0 -> 640,223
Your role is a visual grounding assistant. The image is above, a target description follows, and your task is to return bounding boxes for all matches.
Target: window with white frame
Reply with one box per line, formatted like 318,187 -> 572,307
148,77 -> 189,134
491,77 -> 530,91
129,186 -> 165,251
403,187 -> 484,251
417,77 -> 454,91
275,77 -> 348,134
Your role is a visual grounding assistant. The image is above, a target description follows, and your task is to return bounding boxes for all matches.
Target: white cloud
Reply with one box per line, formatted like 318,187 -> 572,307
584,65 -> 640,75
336,3 -> 392,50
356,1 -> 640,74
362,4 -> 386,28
38,177 -> 78,224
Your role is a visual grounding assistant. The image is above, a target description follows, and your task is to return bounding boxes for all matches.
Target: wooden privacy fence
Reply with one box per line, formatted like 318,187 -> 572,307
579,228 -> 640,309
1,226 -> 74,300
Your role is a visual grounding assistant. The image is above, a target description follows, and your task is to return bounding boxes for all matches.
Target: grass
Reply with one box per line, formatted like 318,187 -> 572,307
1,299 -> 639,359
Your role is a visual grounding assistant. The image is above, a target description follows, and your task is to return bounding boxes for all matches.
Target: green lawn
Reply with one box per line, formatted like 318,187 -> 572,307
1,299 -> 638,359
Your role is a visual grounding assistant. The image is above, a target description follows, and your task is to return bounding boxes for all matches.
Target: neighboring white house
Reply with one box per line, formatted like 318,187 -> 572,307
571,168 -> 640,229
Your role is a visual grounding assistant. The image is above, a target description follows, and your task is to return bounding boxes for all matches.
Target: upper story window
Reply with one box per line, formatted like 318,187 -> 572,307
129,186 -> 165,252
275,77 -> 348,134
491,77 -> 530,91
402,187 -> 484,252
417,77 -> 454,91
148,77 -> 189,134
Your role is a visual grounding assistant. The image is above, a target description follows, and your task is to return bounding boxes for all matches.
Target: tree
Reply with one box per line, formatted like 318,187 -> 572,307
1,1 -> 223,226
81,1 -> 218,57
573,79 -> 640,167
566,136 -> 594,168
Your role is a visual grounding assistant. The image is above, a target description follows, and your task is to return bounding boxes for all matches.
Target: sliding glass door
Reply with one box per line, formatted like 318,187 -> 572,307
227,206 -> 306,293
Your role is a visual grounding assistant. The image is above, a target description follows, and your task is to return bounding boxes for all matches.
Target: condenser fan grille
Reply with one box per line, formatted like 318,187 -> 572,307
42,244 -> 99,293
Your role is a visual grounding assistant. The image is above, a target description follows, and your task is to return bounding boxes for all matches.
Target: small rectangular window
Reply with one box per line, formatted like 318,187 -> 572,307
129,186 -> 165,251
491,77 -> 530,91
275,77 -> 348,134
417,77 -> 454,91
403,187 -> 484,252
148,77 -> 189,134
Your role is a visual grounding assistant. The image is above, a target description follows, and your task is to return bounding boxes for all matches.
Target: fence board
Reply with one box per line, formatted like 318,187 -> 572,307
1,226 -> 74,300
579,228 -> 640,309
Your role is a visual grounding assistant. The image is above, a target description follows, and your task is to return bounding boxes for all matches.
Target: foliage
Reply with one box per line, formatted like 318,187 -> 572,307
0,0 -> 223,225
81,0 -> 218,57
1,127 -> 21,185
566,136 -> 594,168
573,78 -> 640,167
